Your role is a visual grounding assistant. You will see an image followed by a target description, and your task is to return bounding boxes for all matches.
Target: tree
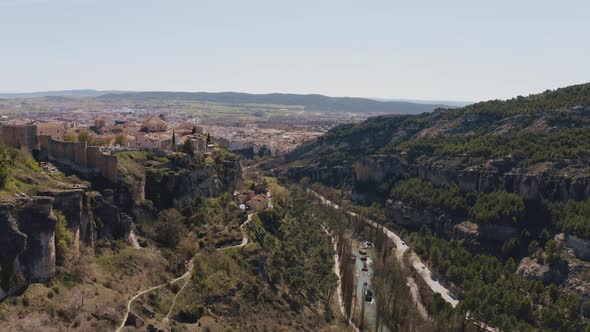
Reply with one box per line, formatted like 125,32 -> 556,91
64,132 -> 77,142
55,211 -> 74,266
206,132 -> 211,144
180,138 -> 195,156
191,126 -> 197,135
155,209 -> 187,248
115,134 -> 127,146
77,130 -> 94,144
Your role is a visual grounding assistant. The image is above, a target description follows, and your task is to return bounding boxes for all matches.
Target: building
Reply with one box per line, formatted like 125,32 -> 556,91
37,123 -> 66,141
181,134 -> 207,155
140,116 -> 168,133
132,133 -> 173,150
177,121 -> 203,134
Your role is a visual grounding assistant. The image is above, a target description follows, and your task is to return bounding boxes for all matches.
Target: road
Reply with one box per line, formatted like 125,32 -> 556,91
308,190 -> 458,307
310,190 -> 500,332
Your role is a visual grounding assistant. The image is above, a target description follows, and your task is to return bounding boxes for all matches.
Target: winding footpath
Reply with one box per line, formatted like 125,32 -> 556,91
117,212 -> 255,331
115,267 -> 193,332
217,213 -> 254,250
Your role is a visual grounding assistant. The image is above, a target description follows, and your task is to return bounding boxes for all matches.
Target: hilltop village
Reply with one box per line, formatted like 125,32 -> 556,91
0,105 -> 326,158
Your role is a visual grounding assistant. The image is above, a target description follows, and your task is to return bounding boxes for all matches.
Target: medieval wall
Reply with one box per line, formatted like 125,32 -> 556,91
0,124 -> 38,152
39,135 -> 118,183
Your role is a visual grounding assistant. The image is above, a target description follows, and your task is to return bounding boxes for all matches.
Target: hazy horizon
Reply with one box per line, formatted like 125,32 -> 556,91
1,0 -> 589,101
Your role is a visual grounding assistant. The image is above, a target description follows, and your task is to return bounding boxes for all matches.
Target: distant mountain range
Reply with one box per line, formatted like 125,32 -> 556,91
0,90 -> 126,99
371,98 -> 472,107
0,90 -> 461,115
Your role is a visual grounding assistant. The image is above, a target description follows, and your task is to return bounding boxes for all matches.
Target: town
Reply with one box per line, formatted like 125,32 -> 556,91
0,108 -> 324,158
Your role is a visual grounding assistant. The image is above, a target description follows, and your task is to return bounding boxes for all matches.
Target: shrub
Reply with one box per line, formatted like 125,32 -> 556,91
176,305 -> 204,323
155,209 -> 187,248
55,211 -> 74,266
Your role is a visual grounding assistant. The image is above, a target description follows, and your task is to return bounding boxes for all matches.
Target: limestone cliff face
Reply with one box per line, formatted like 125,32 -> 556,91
353,155 -> 405,203
565,235 -> 590,261
412,159 -> 590,202
145,160 -> 241,209
284,165 -> 352,188
89,191 -> 131,241
0,197 -> 57,299
39,189 -> 84,254
385,199 -> 519,249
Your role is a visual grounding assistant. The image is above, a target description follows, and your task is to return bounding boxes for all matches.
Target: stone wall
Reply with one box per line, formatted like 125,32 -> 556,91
0,124 -> 38,152
39,135 -> 118,183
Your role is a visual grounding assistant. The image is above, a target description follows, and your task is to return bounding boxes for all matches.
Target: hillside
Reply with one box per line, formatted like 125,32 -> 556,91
271,82 -> 590,331
97,91 -> 447,114
276,82 -> 590,174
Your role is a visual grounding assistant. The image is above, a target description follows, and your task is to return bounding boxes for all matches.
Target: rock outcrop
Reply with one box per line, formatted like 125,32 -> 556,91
145,160 -> 241,209
0,196 -> 58,299
565,235 -> 590,262
89,191 -> 131,240
385,199 -> 520,249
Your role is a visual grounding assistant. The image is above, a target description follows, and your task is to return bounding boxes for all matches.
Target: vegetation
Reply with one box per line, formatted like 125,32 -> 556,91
548,199 -> 590,238
470,191 -> 525,224
390,178 -> 470,215
154,209 -> 187,248
441,82 -> 590,117
77,129 -> 93,144
114,134 -> 126,146
388,127 -> 590,165
412,228 -> 588,331
179,138 -> 195,156
54,211 -> 74,266
389,178 -> 525,224
0,144 -> 17,189
247,186 -> 337,305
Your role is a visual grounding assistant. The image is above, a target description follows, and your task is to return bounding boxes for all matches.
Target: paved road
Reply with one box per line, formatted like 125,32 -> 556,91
310,190 -> 499,332
309,190 -> 458,307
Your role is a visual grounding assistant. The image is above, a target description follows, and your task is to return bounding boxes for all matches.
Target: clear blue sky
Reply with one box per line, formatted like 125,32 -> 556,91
1,0 -> 589,101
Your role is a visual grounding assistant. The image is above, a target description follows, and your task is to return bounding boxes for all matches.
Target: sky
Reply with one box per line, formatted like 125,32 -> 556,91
1,0 -> 589,102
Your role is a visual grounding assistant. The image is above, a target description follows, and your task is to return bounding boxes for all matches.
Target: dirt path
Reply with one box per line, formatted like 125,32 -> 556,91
128,230 -> 141,249
217,213 -> 253,251
162,274 -> 192,327
115,266 -> 193,332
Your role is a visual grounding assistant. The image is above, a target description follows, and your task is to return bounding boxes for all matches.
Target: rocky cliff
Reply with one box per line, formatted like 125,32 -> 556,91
145,160 -> 241,209
385,199 -> 519,249
0,188 -> 135,300
0,196 -> 57,299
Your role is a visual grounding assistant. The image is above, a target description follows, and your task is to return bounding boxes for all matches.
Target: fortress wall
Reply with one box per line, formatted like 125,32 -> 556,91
0,125 -> 38,151
99,153 -> 118,183
3,126 -> 118,183
87,146 -> 100,169
47,140 -> 118,183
